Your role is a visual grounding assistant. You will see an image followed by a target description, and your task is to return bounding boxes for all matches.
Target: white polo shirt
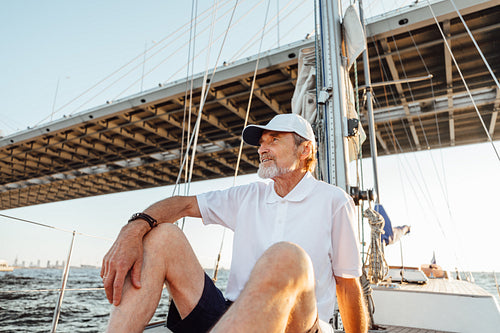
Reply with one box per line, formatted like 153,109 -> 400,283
196,172 -> 362,321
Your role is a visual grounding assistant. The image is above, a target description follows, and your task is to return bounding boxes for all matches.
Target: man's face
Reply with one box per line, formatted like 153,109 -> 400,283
257,131 -> 300,179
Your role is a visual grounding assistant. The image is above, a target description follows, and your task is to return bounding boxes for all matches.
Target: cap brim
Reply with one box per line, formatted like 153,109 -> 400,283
242,124 -> 266,146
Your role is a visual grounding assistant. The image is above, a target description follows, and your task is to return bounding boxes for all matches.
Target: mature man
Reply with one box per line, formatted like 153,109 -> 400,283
102,113 -> 368,333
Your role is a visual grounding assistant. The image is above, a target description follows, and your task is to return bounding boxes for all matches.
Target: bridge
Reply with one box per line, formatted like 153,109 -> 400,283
1,0 -> 498,209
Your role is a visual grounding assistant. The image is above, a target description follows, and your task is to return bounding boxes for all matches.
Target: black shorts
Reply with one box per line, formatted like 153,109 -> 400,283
166,273 -> 232,333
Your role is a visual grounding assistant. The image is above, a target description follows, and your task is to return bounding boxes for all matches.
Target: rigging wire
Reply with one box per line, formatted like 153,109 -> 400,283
214,0 -> 273,281
448,0 -> 500,91
0,287 -> 104,294
371,22 -> 464,267
382,121 -> 465,272
171,0 -> 240,198
353,59 -> 366,254
111,1 -> 239,103
406,27 -> 452,216
389,34 -> 455,218
390,35 -> 432,150
0,213 -> 113,242
178,0 -> 200,230
164,0 -> 268,83
181,0 -> 200,192
366,0 -> 488,270
233,0 -> 272,184
229,0 -> 308,63
35,0 -> 234,124
187,0 -> 221,196
112,0 -> 243,102
425,0 -> 500,162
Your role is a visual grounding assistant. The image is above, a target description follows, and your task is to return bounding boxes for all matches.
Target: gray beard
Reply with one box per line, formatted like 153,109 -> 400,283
257,163 -> 293,179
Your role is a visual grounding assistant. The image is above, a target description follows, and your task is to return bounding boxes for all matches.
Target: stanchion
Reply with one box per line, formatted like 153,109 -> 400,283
51,231 -> 76,333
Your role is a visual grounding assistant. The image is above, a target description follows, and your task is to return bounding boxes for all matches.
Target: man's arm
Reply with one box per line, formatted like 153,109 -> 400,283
101,196 -> 200,305
335,276 -> 368,333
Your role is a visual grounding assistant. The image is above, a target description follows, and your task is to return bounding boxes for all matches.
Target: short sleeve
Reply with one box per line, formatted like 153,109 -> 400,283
196,183 -> 260,231
330,198 -> 362,278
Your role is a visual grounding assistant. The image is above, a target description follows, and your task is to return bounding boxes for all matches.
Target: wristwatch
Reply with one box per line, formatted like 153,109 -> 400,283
128,212 -> 158,229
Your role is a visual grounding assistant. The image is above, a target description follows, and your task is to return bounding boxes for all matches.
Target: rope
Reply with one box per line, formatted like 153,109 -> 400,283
363,207 -> 388,284
359,269 -> 376,329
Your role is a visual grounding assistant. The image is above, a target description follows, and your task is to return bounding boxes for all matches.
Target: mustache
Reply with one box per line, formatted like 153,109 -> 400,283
259,153 -> 275,163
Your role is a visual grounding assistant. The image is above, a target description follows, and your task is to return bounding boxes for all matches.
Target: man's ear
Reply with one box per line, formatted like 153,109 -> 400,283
299,142 -> 312,160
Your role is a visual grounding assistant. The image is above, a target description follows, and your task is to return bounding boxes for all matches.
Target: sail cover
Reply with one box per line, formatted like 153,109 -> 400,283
291,47 -> 366,162
291,47 -> 317,124
343,4 -> 366,70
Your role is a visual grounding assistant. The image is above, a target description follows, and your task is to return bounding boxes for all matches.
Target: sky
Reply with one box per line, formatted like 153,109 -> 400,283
0,0 -> 499,273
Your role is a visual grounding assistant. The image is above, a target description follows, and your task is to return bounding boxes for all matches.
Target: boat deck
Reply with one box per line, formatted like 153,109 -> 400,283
374,278 -> 491,297
368,325 -> 453,332
149,323 -> 454,333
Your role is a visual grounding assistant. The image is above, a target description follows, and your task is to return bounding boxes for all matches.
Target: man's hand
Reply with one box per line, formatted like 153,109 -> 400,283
101,221 -> 150,306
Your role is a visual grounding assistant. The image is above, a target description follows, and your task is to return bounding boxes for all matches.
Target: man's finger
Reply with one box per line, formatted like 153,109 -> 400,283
103,271 -> 116,304
130,259 -> 143,289
100,256 -> 108,278
112,271 -> 126,306
100,261 -> 104,278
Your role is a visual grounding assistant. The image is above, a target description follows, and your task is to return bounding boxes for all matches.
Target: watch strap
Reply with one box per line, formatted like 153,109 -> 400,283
128,212 -> 158,229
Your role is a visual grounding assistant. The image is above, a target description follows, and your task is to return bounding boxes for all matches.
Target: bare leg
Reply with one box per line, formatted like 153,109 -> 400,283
106,224 -> 205,333
210,242 -> 318,333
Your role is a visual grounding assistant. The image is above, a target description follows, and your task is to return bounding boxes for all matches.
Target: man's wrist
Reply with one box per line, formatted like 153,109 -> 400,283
128,212 -> 158,229
127,218 -> 154,234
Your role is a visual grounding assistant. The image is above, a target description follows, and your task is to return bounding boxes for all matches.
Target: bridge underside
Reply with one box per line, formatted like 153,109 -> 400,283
1,0 -> 498,209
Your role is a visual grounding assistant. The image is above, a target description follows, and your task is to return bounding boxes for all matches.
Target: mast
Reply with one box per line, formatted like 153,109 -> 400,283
358,0 -> 380,203
317,0 -> 350,190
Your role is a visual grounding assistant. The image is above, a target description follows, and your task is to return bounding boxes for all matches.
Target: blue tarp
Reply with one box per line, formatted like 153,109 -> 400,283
374,204 -> 411,246
375,203 -> 393,245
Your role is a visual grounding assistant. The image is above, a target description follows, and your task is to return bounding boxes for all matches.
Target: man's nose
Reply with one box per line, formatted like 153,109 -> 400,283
258,143 -> 268,155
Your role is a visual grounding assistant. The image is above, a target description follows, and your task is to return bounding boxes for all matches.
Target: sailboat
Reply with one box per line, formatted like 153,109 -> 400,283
143,0 -> 500,332
1,0 -> 499,332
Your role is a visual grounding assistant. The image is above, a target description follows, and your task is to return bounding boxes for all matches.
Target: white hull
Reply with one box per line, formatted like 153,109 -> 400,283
143,278 -> 500,332
372,279 -> 500,332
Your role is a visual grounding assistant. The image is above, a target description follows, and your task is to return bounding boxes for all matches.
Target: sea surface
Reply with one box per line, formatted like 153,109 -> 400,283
0,268 -> 229,333
0,268 -> 499,332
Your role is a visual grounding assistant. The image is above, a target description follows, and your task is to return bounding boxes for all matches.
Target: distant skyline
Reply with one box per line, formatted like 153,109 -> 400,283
1,0 -> 499,273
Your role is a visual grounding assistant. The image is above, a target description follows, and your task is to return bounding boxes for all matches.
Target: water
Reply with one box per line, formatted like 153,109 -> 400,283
0,268 -> 229,333
1,269 -> 499,332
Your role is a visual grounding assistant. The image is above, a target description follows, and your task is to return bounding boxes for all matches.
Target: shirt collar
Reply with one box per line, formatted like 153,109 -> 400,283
265,172 -> 316,203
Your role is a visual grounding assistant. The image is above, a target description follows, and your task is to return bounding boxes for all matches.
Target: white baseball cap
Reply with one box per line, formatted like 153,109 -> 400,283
242,113 -> 316,148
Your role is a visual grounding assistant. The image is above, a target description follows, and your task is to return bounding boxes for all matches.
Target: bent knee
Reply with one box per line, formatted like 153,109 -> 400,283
265,242 -> 311,265
260,242 -> 315,286
143,223 -> 186,251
